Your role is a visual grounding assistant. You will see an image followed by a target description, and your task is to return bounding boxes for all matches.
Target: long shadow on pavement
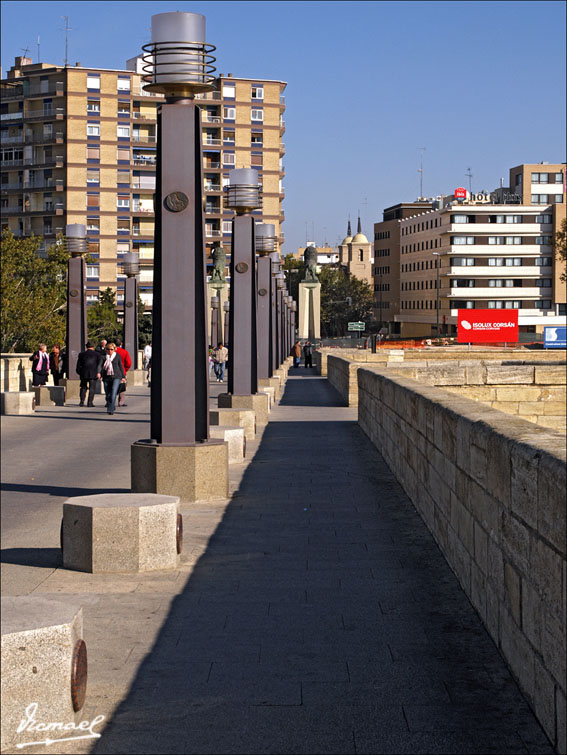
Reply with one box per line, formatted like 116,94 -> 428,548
90,377 -> 552,755
1,547 -> 61,568
1,483 -> 129,497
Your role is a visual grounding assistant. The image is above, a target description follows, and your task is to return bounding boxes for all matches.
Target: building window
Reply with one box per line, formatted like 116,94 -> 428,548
117,125 -> 130,138
535,279 -> 552,287
251,109 -> 264,122
451,215 -> 470,223
222,221 -> 232,234
87,146 -> 100,160
223,130 -> 235,143
535,236 -> 553,245
451,257 -> 475,266
223,107 -> 235,119
87,124 -> 100,137
536,214 -> 552,223
86,75 -> 100,90
532,173 -> 549,184
222,84 -> 235,99
452,236 -> 475,245
251,153 -> 262,166
86,294 -> 99,304
87,193 -> 99,208
117,196 -> 130,209
451,279 -> 475,288
554,194 -> 563,203
251,133 -> 263,145
86,265 -> 99,278
117,218 -> 130,232
87,100 -> 100,113
117,147 -> 130,161
535,300 -> 552,309
117,101 -> 130,115
251,86 -> 264,99
223,153 -> 235,166
117,77 -> 131,91
86,218 -> 99,231
505,236 -> 522,245
117,169 -> 130,185
535,257 -> 552,266
531,194 -> 549,204
86,168 -> 100,184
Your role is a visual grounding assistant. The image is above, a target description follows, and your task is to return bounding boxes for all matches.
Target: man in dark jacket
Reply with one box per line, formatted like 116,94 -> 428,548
76,342 -> 103,407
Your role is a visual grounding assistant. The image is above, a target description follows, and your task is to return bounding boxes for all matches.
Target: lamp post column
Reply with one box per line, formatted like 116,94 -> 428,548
131,10 -> 228,502
223,300 -> 230,347
210,296 -> 219,350
63,223 -> 87,401
270,255 -> 279,375
123,252 -> 140,370
256,223 -> 276,382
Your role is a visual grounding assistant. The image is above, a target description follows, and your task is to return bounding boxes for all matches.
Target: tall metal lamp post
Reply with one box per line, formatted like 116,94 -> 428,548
223,300 -> 230,346
122,251 -> 139,369
63,223 -> 87,400
210,296 -> 220,346
256,223 -> 276,384
131,11 -> 228,501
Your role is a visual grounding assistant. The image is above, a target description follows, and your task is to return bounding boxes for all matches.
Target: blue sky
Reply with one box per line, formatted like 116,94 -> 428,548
2,1 -> 565,253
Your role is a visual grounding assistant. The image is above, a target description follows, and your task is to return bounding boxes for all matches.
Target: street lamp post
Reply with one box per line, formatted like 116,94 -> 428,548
223,300 -> 230,346
122,252 -> 139,370
276,273 -> 286,366
270,253 -> 280,374
256,223 -> 277,381
210,295 -> 220,347
132,11 -> 228,501
433,252 -> 441,337
63,223 -> 87,400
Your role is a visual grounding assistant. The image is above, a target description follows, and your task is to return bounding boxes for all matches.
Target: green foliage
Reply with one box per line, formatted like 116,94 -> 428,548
87,287 -> 121,343
138,294 -> 152,347
1,230 -> 69,353
554,216 -> 567,283
319,266 -> 374,337
282,253 -> 305,302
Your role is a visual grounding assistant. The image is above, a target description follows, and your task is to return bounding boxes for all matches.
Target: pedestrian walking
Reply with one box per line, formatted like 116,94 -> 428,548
115,338 -> 132,407
303,341 -> 313,368
29,344 -> 50,386
95,339 -> 108,356
212,341 -> 228,382
76,341 -> 103,407
143,342 -> 152,372
49,344 -> 65,386
292,340 -> 302,368
98,342 -> 126,415
208,345 -> 215,380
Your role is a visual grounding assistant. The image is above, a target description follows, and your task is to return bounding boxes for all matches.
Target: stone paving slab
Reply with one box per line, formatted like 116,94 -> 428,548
1,375 -> 554,754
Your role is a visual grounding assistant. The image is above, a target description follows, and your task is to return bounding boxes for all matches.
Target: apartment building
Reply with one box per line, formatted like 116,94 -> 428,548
1,56 -> 286,309
372,201 -> 433,333
397,197 -> 565,337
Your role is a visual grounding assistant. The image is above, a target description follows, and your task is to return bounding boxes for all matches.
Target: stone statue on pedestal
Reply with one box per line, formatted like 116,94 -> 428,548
303,245 -> 319,283
210,242 -> 226,285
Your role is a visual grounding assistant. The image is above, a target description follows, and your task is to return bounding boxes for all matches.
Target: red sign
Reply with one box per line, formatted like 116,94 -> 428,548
454,187 -> 467,199
457,309 -> 519,343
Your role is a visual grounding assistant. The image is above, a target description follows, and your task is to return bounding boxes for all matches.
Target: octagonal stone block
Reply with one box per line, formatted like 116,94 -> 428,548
62,493 -> 180,573
1,596 -> 84,751
209,425 -> 246,463
34,385 -> 65,406
210,407 -> 256,441
1,392 -> 35,415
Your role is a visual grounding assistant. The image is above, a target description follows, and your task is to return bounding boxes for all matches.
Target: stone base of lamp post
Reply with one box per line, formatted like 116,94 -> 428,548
209,408 -> 256,441
34,385 -> 65,406
273,367 -> 287,385
1,392 -> 35,415
60,377 -> 81,402
209,426 -> 246,463
218,392 -> 270,426
130,440 -> 228,503
127,369 -> 147,387
258,376 -> 281,401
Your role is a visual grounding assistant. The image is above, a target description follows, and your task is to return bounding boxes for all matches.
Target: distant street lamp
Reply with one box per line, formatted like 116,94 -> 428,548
121,252 -> 140,369
256,223 -> 277,381
224,168 -> 261,395
65,223 -> 87,389
223,300 -> 230,346
210,295 -> 220,347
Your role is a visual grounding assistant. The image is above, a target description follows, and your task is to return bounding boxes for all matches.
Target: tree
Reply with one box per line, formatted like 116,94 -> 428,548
1,230 -> 69,353
554,216 -> 567,283
138,294 -> 152,347
319,266 -> 374,337
87,287 -> 121,343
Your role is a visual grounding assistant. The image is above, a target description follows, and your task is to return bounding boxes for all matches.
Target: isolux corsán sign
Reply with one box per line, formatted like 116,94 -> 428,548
457,309 -> 519,343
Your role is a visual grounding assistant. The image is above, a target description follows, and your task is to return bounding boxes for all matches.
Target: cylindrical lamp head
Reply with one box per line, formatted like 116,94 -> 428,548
66,223 -> 86,257
291,301 -> 297,312
270,251 -> 281,275
255,223 -> 277,255
276,272 -> 286,289
223,300 -> 230,313
141,12 -> 216,96
122,251 -> 140,277
211,296 -> 220,308
224,168 -> 261,213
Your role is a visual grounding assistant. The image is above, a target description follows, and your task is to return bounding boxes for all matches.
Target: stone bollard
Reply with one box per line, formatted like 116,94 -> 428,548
210,408 -> 255,441
217,392 -> 269,427
61,494 -> 181,573
34,385 -> 65,406
1,392 -> 35,415
1,596 -> 86,752
127,369 -> 147,387
209,425 -> 246,463
258,376 -> 281,401
261,386 -> 275,410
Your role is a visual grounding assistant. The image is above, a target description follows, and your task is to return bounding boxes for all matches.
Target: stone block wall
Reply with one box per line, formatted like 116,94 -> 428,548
0,354 -> 33,392
357,366 -> 566,752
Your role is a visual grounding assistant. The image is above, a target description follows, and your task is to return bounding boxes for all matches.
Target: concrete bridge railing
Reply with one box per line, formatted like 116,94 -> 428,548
357,366 -> 566,753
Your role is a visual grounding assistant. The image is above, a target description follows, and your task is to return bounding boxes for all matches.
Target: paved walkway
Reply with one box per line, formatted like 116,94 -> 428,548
1,371 -> 553,754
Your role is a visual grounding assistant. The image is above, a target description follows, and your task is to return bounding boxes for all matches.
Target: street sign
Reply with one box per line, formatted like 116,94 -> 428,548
347,322 -> 365,331
544,326 -> 567,349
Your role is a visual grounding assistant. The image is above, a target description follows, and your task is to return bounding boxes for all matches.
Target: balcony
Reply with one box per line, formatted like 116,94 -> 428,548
24,155 -> 65,169
449,265 -> 548,278
203,138 -> 221,147
26,83 -> 65,100
132,112 -> 157,121
204,183 -> 221,192
204,162 -> 221,170
132,134 -> 157,143
202,114 -> 221,124
205,229 -> 222,237
132,203 -> 154,215
205,204 -> 221,215
132,181 -> 156,191
2,179 -> 64,192
1,113 -> 23,121
132,158 -> 156,167
1,159 -> 24,167
25,107 -> 65,121
448,287 -> 545,299
195,92 -> 221,101
24,131 -> 65,145
0,136 -> 24,146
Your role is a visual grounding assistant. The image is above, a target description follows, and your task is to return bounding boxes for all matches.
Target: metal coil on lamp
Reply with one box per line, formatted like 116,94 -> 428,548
255,223 -> 277,255
65,224 -> 87,257
141,41 -> 216,96
121,252 -> 140,277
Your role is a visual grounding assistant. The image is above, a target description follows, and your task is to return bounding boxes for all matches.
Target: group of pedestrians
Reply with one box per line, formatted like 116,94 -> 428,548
30,336 -> 134,416
291,340 -> 313,368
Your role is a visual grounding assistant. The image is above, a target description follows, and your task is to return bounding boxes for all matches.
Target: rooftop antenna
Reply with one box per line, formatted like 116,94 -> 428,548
62,16 -> 72,66
466,167 -> 473,193
417,147 -> 426,197
323,226 -> 327,246
305,221 -> 308,245
37,35 -> 40,63
362,196 -> 368,233
20,46 -> 31,59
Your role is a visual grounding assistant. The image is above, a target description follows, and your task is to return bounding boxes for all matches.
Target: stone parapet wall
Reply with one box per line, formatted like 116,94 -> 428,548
0,354 -> 33,392
357,367 -> 566,753
327,355 -> 566,431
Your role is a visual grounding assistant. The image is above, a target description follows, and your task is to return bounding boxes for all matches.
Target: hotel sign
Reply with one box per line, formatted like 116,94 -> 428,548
457,309 -> 519,343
